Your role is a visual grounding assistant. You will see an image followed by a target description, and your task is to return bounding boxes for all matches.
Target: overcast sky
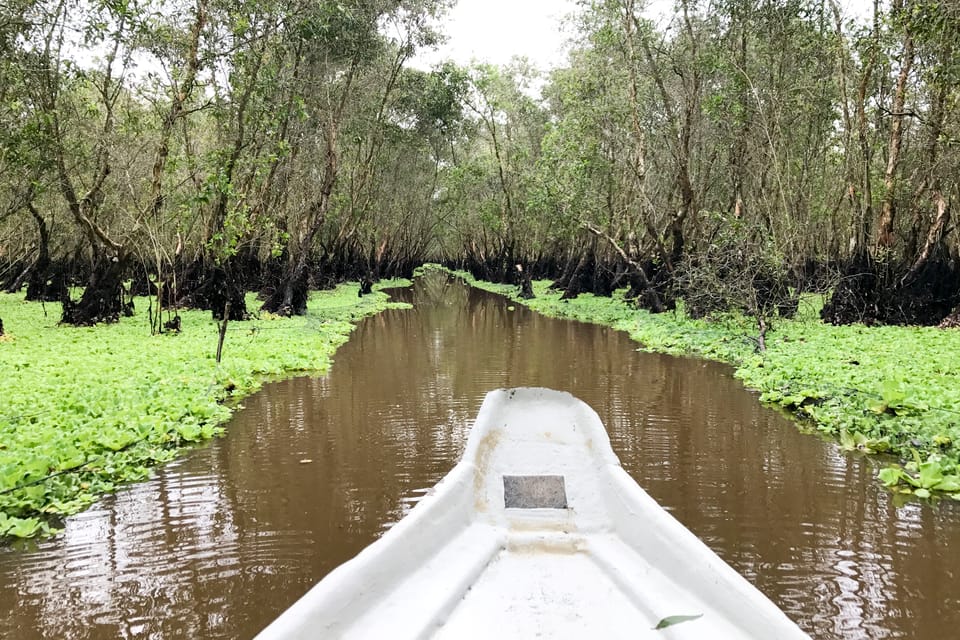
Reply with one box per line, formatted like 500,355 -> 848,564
411,0 -> 876,72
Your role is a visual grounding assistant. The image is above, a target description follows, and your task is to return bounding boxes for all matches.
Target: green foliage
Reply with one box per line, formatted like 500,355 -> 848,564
0,282 -> 409,540
839,430 -> 891,454
399,63 -> 469,138
294,0 -> 385,63
0,512 -> 46,539
879,453 -> 960,499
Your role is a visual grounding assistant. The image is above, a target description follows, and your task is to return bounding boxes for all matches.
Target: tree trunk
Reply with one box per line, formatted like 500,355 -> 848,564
639,3 -> 699,266
178,256 -> 248,320
2,261 -> 31,294
875,28 -> 914,250
850,0 -> 880,259
901,192 -> 950,287
905,79 -> 948,259
25,203 -> 60,301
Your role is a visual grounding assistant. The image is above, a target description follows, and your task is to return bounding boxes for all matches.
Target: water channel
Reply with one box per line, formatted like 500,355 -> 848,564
2,272 -> 959,639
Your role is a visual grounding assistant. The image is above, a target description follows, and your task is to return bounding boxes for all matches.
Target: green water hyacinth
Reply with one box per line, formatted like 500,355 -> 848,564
878,453 -> 960,499
0,281 -> 410,540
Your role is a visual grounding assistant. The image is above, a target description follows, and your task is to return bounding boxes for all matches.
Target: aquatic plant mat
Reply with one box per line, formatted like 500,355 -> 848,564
424,265 -> 960,500
0,282 -> 410,539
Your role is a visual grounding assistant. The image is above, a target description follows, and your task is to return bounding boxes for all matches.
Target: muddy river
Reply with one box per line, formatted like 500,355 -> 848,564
2,272 -> 958,638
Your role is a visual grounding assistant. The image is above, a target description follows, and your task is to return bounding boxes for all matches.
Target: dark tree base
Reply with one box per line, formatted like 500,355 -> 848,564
753,271 -> 798,319
61,257 -> 126,326
179,260 -> 248,321
358,276 -> 373,296
822,253 -> 960,326
26,260 -> 69,303
163,315 -> 182,332
448,252 -> 677,309
518,271 -> 534,299
552,250 -> 623,300
261,268 -> 309,316
128,270 -> 159,298
624,266 -> 676,314
939,304 -> 960,328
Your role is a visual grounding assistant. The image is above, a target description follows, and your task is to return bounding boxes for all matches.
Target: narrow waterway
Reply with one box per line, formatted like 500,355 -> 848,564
2,272 -> 959,639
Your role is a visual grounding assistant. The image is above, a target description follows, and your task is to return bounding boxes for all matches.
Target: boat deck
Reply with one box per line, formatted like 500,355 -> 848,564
340,520 -> 751,639
437,533 -> 717,639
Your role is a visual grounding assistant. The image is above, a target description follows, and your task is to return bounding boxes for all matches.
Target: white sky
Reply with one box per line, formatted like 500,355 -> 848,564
411,0 -> 876,72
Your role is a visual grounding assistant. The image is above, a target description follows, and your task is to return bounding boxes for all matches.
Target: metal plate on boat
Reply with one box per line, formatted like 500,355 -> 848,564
503,475 -> 568,509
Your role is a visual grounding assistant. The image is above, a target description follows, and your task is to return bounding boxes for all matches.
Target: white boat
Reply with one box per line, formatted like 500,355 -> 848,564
256,387 -> 809,639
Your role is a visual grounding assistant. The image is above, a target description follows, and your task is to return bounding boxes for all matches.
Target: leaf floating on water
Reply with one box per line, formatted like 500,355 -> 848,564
878,466 -> 905,487
654,614 -> 703,630
937,479 -> 960,492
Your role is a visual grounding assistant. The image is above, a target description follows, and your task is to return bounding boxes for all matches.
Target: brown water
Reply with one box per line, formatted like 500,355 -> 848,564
2,273 -> 959,639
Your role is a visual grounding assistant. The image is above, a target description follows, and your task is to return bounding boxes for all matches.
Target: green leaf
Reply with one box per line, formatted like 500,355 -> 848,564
914,488 -> 931,499
654,614 -> 703,630
839,430 -> 856,450
933,478 -> 960,492
878,467 -> 905,487
4,517 -> 42,538
918,460 -> 945,489
911,449 -> 923,467
176,423 -> 202,442
901,473 -> 922,488
97,429 -> 135,452
881,380 -> 907,406
57,446 -> 86,470
869,400 -> 888,414
901,399 -> 929,413
24,485 -> 46,502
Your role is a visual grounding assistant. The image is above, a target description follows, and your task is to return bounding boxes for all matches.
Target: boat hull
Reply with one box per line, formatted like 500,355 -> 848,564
256,387 -> 809,639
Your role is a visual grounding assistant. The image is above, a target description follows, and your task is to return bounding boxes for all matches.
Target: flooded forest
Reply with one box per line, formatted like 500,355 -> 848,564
2,0 -> 960,638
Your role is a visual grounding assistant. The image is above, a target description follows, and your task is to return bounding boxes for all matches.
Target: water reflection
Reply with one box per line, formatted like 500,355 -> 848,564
2,272 -> 959,639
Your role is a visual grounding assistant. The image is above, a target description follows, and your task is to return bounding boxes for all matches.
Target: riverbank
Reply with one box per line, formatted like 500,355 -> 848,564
0,282 -> 410,539
433,266 -> 960,498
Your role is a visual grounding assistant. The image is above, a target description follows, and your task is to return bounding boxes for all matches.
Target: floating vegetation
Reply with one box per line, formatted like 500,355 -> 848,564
878,452 -> 960,500
0,281 -> 410,540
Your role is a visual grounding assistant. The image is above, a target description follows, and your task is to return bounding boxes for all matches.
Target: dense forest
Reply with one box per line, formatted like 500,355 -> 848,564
1,0 -> 958,329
